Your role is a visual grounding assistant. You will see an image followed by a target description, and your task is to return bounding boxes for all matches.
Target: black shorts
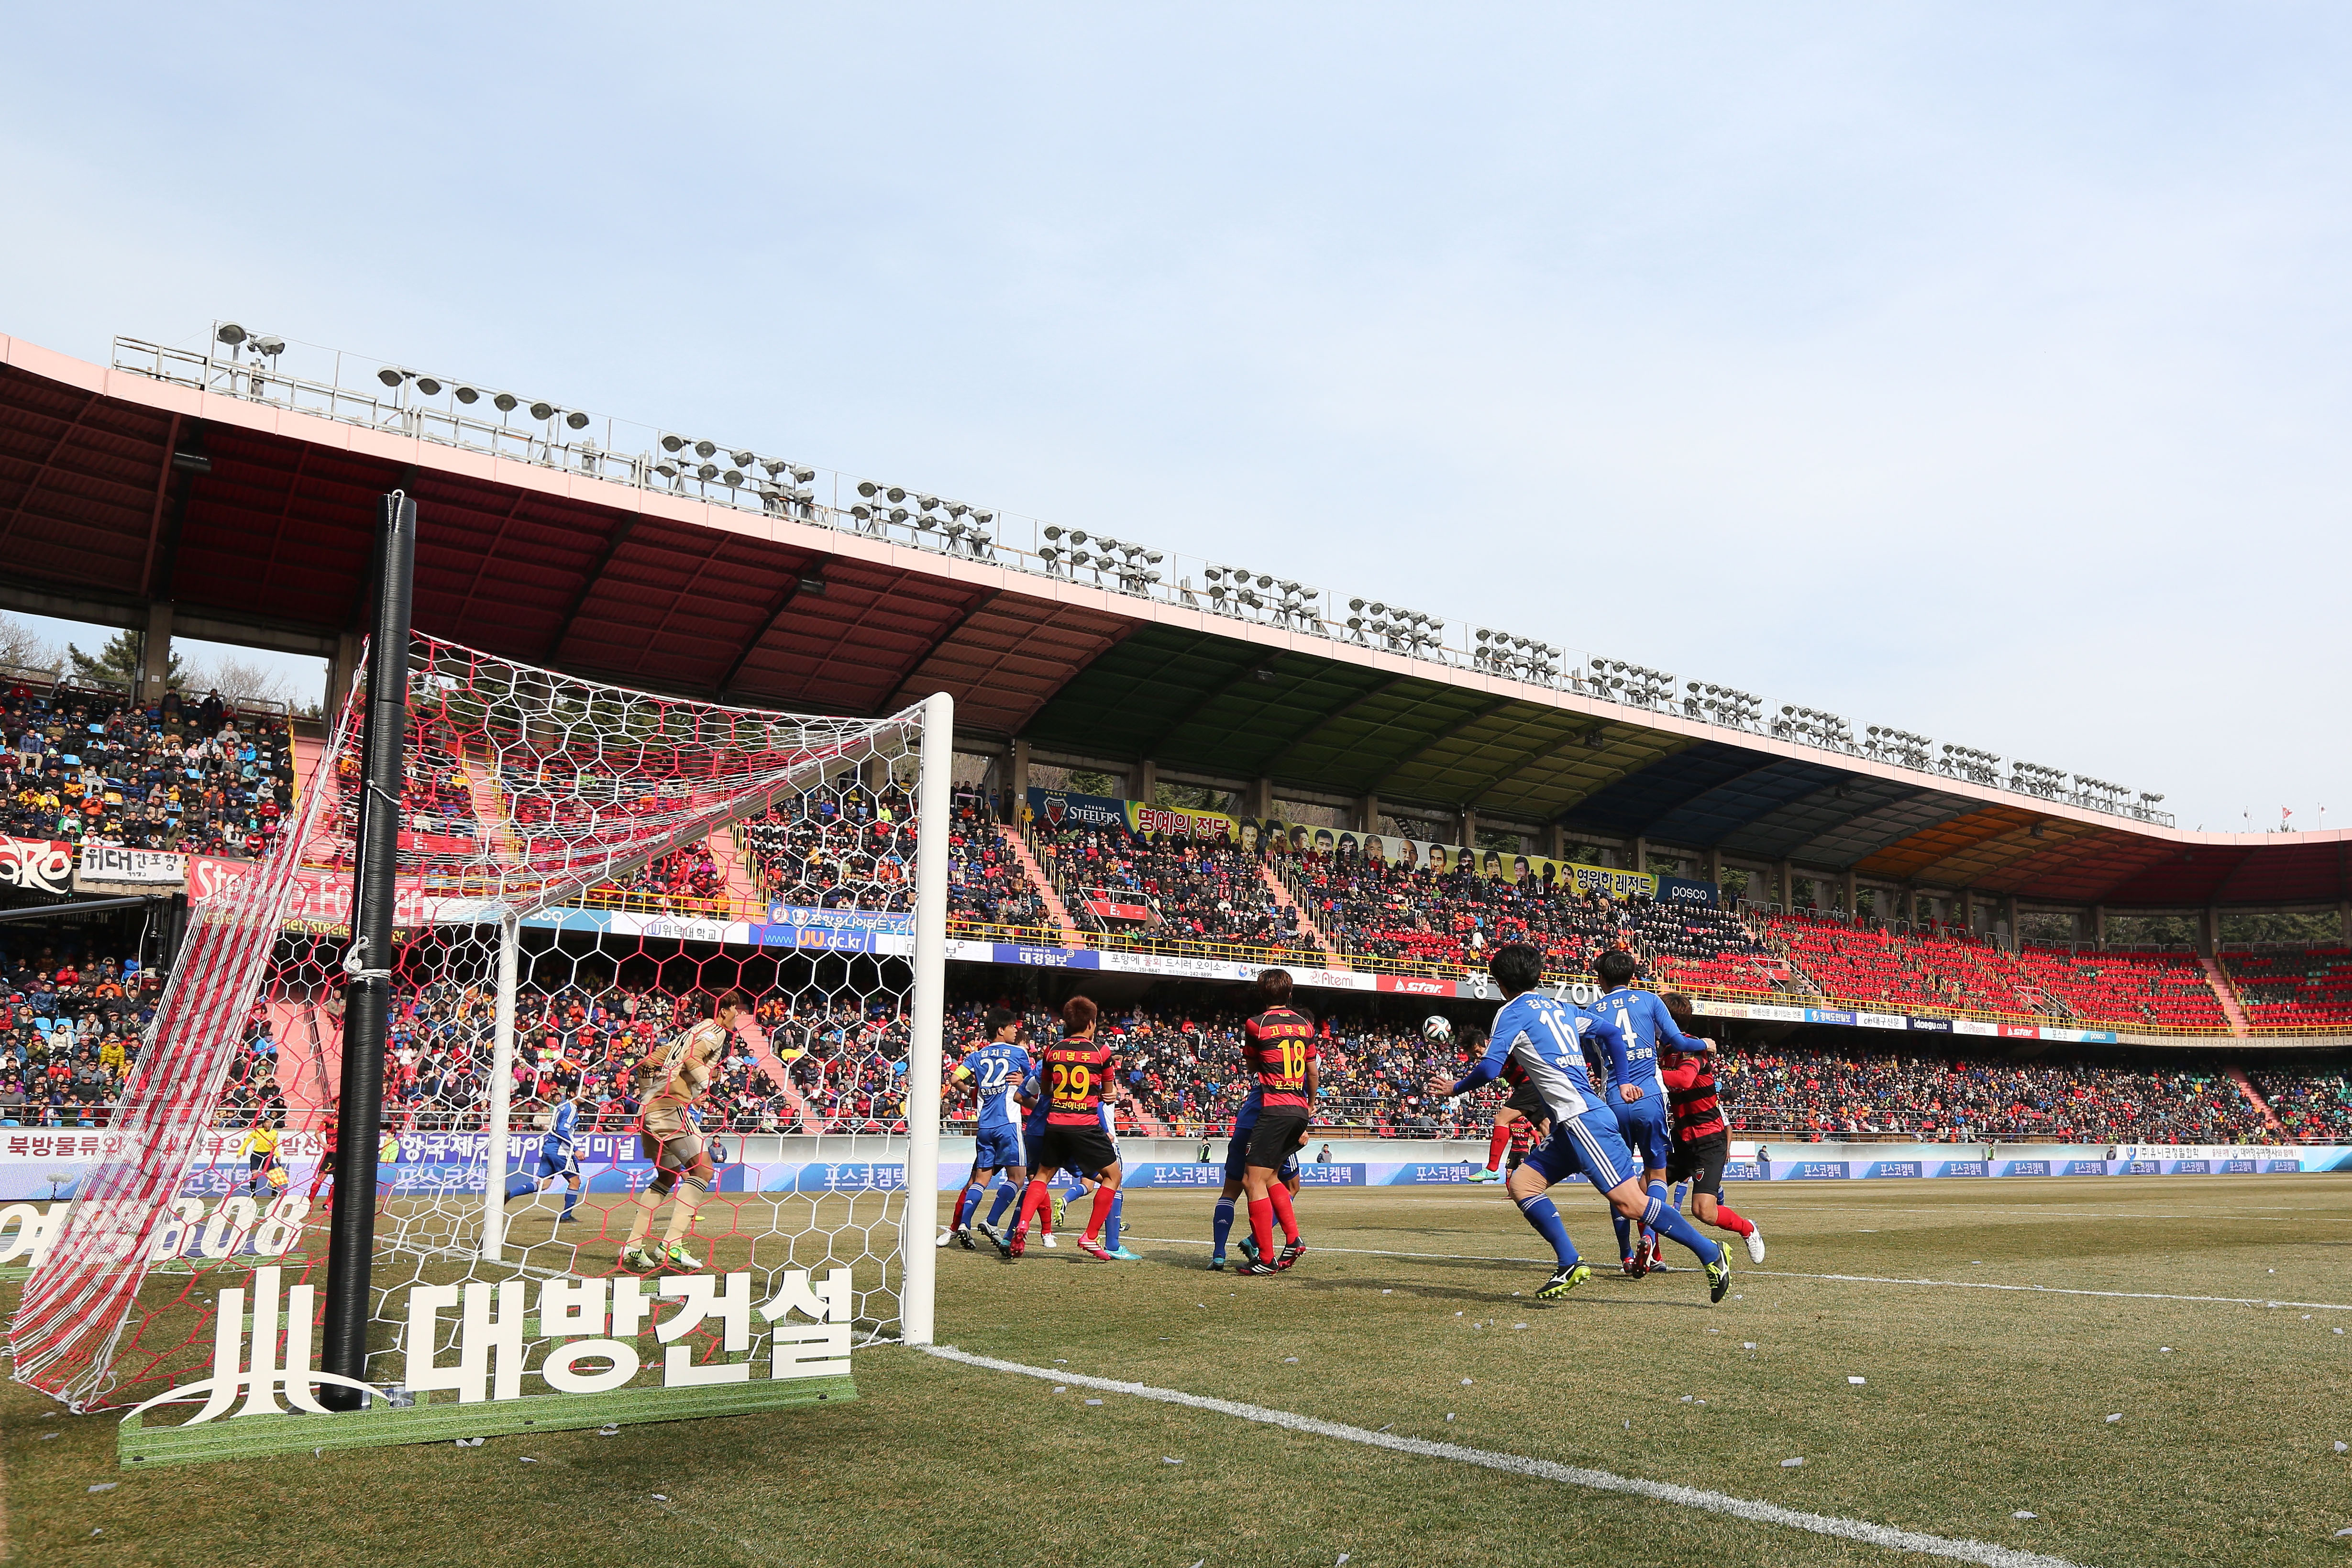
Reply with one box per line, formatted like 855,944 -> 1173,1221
1245,1108 -> 1311,1170
1037,1124 -> 1118,1177
1666,1134 -> 1730,1198
1504,1081 -> 1547,1121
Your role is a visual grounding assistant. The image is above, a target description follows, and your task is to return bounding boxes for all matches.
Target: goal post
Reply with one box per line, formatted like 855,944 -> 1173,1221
8,526 -> 952,1453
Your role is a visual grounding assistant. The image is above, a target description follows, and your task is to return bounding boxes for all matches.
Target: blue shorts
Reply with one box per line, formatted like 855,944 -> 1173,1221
1522,1108 -> 1640,1195
536,1148 -> 577,1182
1610,1103 -> 1672,1171
1224,1131 -> 1301,1184
974,1123 -> 1027,1172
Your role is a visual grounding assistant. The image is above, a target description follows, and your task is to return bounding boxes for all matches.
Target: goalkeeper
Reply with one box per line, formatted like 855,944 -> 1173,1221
620,989 -> 749,1271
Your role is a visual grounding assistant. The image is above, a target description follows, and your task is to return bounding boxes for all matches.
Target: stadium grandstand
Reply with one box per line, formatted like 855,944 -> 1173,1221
4,320 -> 2351,1154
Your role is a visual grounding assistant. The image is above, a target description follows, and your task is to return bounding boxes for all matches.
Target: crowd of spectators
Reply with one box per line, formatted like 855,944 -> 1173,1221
2253,1070 -> 2352,1140
4,681 -> 295,859
590,842 -> 727,916
1717,1043 -> 2265,1142
737,776 -> 915,914
941,787 -> 1051,928
0,941 -> 162,1126
1288,848 -> 1623,974
1030,821 -> 1307,955
2222,949 -> 2352,1030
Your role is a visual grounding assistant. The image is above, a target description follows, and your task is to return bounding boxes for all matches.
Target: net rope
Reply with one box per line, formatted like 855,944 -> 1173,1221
11,633 -> 924,1412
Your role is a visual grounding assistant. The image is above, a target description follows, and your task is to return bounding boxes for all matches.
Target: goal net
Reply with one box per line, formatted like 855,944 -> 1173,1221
11,633 -> 947,1418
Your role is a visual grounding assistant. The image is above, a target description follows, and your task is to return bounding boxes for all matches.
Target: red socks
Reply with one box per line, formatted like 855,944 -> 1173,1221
1268,1185 -> 1300,1245
1084,1183 -> 1117,1242
1015,1180 -> 1049,1238
1715,1206 -> 1755,1238
1485,1122 -> 1513,1171
1248,1197 -> 1275,1260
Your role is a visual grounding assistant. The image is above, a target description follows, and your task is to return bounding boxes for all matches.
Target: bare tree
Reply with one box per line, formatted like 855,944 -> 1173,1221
183,653 -> 295,708
0,613 -> 60,677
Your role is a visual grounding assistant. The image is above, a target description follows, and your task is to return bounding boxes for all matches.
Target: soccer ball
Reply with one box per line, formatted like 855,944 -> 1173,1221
1422,1015 -> 1454,1045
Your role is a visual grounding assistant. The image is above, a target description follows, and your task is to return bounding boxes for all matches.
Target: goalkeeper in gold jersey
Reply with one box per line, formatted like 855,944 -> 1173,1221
619,989 -> 749,1271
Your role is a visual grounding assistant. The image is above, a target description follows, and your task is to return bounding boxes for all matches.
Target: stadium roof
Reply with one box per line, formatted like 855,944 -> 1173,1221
4,329 -> 2346,912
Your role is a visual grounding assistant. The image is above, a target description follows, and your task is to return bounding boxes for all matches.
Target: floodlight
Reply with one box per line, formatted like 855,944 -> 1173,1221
216,323 -> 248,347
885,486 -> 906,503
377,368 -> 408,387
528,400 -> 554,420
493,392 -> 519,412
254,337 -> 285,357
858,479 -> 880,497
414,376 -> 442,396
566,411 -> 589,430
733,451 -> 756,466
723,469 -> 744,486
695,440 -> 718,459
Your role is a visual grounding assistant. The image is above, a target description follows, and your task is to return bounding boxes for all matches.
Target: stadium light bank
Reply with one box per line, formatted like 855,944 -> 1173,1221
117,323 -> 2175,830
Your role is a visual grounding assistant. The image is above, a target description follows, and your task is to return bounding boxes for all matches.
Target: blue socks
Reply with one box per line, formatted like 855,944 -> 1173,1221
504,1172 -> 537,1200
952,1188 -> 979,1231
1672,1181 -> 1690,1212
1105,1193 -> 1124,1251
1211,1196 -> 1236,1257
560,1187 -> 577,1218
1612,1212 -> 1634,1261
1516,1194 -> 1579,1269
985,1180 -> 1018,1227
1644,1183 -> 1723,1263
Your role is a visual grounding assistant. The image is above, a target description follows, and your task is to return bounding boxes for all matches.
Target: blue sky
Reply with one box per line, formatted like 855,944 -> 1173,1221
5,5 -> 2348,832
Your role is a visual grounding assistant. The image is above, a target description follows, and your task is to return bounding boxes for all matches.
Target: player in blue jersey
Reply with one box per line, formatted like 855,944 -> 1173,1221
1588,948 -> 1699,1275
1208,1082 -> 1302,1270
1429,942 -> 1731,1303
533,1082 -> 584,1222
940,1009 -> 1033,1249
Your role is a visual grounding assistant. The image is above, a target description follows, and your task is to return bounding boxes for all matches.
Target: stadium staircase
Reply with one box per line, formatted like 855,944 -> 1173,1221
289,722 -> 331,802
998,825 -> 1086,947
461,747 -> 519,867
2197,952 -> 2253,1038
1260,862 -> 1345,967
708,828 -> 765,920
1757,923 -> 1829,1001
2226,1067 -> 2283,1135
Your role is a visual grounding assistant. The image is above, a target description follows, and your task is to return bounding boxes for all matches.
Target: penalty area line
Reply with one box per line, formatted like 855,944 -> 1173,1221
923,1345 -> 2092,1568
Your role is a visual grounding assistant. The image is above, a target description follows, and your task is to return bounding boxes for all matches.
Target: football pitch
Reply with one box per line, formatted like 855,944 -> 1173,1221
5,1176 -> 2348,1567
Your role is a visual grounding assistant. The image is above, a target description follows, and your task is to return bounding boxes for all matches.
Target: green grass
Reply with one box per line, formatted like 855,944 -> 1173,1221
7,1177 -> 2351,1567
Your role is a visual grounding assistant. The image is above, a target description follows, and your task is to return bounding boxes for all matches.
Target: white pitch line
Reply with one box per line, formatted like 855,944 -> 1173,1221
924,1345 -> 2093,1568
1123,1233 -> 2352,1311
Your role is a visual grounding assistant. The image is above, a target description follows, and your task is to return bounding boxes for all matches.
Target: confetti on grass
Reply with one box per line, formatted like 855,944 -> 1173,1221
1781,1458 -> 1805,1469
1085,1399 -> 1104,1406
1163,1457 -> 1183,1465
454,1438 -> 485,1448
1848,1377 -> 1866,1385
2013,1511 -> 2037,1520
2105,1414 -> 2123,1424
88,1483 -> 119,1493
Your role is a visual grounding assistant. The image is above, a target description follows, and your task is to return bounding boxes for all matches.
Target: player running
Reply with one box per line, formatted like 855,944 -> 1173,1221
305,1105 -> 338,1208
1587,949 -> 1699,1276
1428,942 -> 1730,1303
1234,969 -> 1316,1276
1659,991 -> 1766,1263
942,1008 -> 1034,1249
619,988 -> 748,1272
998,996 -> 1124,1262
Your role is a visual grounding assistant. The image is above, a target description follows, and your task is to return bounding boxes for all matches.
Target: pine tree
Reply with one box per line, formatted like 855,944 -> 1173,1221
66,631 -> 182,691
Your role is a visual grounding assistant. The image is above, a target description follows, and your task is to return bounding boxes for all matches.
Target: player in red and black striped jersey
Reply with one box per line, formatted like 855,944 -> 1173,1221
1236,969 -> 1316,1275
1657,992 -> 1765,1264
1467,1033 -> 1548,1183
1001,995 -> 1126,1262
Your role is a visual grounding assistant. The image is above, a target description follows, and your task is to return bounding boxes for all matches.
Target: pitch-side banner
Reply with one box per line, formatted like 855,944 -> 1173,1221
188,856 -> 443,930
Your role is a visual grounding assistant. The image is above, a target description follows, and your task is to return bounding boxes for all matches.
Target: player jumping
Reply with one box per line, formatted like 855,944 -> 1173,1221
1659,991 -> 1766,1263
1234,968 -> 1316,1276
1428,942 -> 1730,1303
942,1008 -> 1033,1249
619,988 -> 747,1271
997,995 -> 1123,1261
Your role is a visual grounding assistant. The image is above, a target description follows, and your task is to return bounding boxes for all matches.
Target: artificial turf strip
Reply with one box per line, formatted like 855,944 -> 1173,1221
7,1176 -> 2351,1567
